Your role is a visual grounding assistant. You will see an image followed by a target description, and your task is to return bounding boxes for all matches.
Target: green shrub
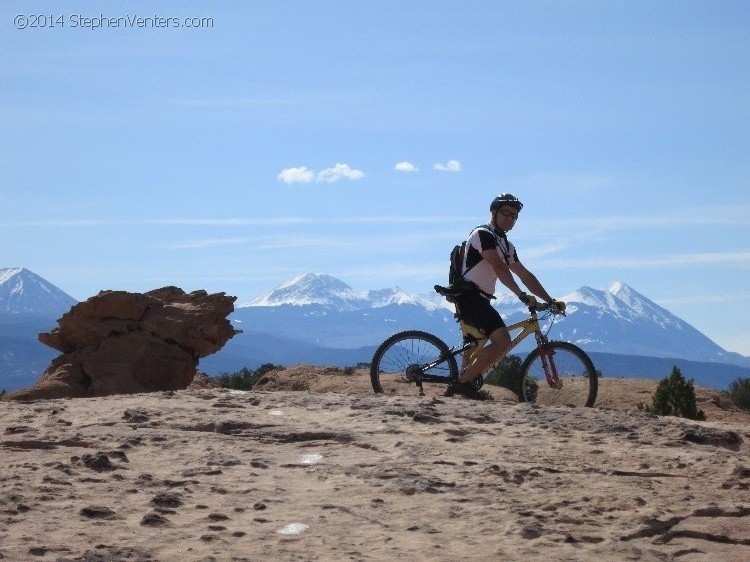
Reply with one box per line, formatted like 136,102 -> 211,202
485,355 -> 523,393
217,364 -> 282,391
726,377 -> 750,411
638,366 -> 706,421
343,366 -> 356,375
0,388 -> 6,400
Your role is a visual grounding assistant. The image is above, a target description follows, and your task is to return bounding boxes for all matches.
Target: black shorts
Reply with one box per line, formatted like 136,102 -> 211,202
454,292 -> 505,337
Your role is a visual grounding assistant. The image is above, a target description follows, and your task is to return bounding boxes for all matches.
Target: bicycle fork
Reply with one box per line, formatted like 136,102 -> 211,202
536,335 -> 563,389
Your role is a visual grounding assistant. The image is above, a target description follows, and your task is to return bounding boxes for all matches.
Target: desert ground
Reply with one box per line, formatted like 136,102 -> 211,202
1,368 -> 748,561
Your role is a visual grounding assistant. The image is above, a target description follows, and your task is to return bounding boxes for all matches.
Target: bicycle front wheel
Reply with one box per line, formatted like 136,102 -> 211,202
519,341 -> 597,407
370,330 -> 458,397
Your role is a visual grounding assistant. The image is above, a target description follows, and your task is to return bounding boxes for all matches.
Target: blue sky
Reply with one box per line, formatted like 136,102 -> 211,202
2,1 -> 749,354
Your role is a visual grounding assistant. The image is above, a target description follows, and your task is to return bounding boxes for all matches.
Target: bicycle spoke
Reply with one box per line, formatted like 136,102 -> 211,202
371,331 -> 457,397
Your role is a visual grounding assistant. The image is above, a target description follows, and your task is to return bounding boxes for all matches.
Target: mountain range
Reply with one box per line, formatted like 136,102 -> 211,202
1,268 -> 749,392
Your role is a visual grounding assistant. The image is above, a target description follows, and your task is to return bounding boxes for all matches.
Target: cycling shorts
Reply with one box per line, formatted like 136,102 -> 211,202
454,292 -> 505,338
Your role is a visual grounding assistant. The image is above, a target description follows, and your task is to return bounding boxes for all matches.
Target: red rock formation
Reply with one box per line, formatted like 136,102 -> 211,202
10,287 -> 238,400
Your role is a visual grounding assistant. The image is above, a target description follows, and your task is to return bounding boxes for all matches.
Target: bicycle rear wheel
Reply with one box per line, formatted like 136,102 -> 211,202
519,341 -> 597,407
370,330 -> 458,397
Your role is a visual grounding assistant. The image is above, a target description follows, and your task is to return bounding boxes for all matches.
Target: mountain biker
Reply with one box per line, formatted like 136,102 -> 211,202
447,193 -> 565,398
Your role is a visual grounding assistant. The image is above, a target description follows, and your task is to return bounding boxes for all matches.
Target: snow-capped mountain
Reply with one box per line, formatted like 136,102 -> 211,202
245,273 -> 369,311
234,273 -> 747,368
0,268 -> 76,391
546,283 -> 743,366
242,273 -> 446,312
0,268 -> 77,316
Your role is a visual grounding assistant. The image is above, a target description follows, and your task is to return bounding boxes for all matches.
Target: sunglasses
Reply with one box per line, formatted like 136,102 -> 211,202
499,209 -> 519,220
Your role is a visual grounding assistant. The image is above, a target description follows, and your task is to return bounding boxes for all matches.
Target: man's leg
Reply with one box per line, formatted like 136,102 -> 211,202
458,327 -> 511,383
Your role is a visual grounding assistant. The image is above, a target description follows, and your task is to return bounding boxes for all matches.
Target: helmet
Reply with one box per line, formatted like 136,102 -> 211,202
490,193 -> 523,212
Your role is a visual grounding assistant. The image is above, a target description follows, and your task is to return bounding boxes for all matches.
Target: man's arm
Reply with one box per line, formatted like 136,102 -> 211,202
481,249 -> 526,298
508,261 -> 554,303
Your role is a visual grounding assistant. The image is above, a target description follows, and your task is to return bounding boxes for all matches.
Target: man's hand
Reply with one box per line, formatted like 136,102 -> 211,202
550,300 -> 566,314
519,292 -> 537,308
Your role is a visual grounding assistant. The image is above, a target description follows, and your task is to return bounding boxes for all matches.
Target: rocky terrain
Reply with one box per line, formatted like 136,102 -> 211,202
1,371 -> 748,561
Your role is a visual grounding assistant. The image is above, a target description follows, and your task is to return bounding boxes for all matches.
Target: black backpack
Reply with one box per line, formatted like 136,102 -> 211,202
448,241 -> 467,286
436,226 -> 496,302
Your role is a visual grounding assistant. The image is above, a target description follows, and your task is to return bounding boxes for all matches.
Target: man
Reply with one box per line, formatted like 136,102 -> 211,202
447,193 -> 564,398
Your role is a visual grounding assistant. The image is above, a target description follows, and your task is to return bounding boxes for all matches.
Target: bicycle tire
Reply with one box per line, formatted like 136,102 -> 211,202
370,330 -> 458,397
519,341 -> 598,407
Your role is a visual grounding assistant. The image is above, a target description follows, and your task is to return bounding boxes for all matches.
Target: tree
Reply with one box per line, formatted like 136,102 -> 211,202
726,377 -> 750,411
638,366 -> 706,421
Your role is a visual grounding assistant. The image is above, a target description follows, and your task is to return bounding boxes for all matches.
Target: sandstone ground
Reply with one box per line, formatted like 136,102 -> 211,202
1,370 -> 748,561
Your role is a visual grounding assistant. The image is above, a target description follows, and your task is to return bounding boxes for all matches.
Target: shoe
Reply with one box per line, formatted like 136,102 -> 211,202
445,379 -> 484,400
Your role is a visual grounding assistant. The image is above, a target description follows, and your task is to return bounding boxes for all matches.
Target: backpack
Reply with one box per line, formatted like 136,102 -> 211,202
436,226 -> 496,302
448,241 -> 467,286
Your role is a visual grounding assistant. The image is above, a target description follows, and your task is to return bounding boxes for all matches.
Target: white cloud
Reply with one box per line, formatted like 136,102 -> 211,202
434,159 -> 462,172
394,161 -> 419,172
277,166 -> 314,184
316,163 -> 365,183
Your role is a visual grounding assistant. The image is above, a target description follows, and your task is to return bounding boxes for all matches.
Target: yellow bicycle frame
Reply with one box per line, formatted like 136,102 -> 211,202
460,311 -> 543,369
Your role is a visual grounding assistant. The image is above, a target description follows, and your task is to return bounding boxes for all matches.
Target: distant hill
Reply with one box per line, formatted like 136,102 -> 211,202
199,332 -> 750,391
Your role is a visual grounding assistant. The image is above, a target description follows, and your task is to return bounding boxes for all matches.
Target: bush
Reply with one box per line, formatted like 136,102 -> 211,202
217,364 -> 281,391
638,366 -> 706,421
485,355 -> 523,393
216,367 -> 255,391
726,377 -> 750,411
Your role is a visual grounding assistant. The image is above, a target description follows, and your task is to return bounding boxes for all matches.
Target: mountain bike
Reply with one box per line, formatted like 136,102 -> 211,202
370,302 -> 598,407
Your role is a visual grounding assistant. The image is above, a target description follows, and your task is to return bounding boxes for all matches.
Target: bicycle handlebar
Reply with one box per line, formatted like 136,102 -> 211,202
530,302 -> 566,315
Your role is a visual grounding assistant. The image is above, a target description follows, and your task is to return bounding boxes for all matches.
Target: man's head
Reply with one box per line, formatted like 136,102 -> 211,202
490,193 -> 523,230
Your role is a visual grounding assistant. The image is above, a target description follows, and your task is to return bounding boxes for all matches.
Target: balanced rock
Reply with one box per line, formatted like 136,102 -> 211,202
10,287 -> 239,400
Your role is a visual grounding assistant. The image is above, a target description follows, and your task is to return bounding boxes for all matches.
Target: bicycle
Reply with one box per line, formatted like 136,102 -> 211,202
370,302 -> 598,407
